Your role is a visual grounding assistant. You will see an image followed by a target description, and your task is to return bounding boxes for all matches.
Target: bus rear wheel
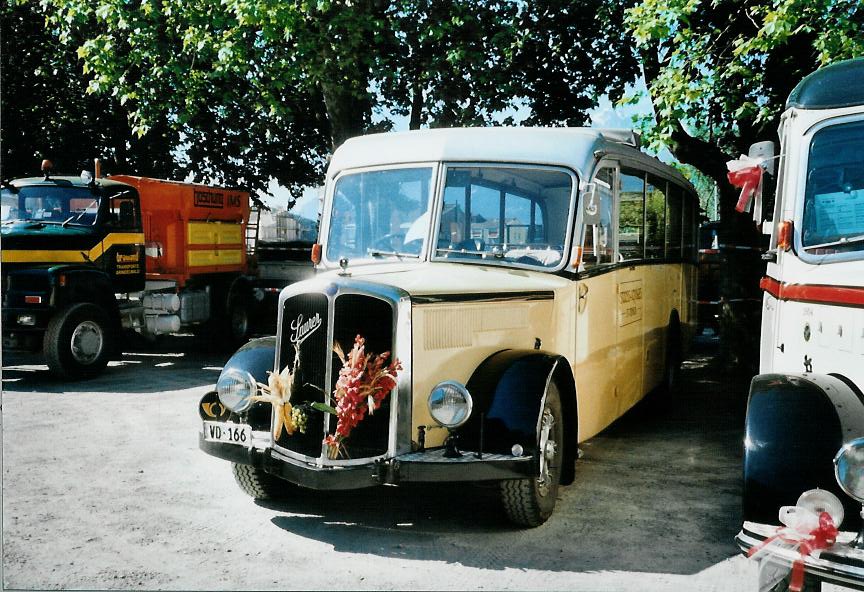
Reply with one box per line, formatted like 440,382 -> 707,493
500,382 -> 564,527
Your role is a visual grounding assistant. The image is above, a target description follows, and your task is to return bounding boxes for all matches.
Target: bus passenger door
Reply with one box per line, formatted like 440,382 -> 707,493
615,167 -> 647,413
574,165 -> 619,440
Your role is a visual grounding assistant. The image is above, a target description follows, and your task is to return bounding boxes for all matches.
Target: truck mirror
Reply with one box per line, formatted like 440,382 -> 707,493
748,141 -> 776,177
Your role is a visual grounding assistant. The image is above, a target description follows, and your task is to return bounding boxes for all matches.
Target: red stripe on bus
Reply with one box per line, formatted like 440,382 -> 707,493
760,276 -> 864,307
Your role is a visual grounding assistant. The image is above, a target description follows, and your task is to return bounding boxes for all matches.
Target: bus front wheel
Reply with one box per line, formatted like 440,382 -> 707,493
500,381 -> 564,527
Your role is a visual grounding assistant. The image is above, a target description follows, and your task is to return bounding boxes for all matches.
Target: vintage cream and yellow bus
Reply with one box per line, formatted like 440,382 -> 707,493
199,127 -> 700,526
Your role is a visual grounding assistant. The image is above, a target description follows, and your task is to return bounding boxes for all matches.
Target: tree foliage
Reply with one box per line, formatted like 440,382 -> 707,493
20,0 -> 638,202
1,2 -> 179,180
625,0 -> 864,211
625,0 -> 863,381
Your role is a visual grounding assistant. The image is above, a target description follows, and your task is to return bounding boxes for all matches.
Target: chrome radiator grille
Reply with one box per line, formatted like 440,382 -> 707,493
276,289 -> 395,461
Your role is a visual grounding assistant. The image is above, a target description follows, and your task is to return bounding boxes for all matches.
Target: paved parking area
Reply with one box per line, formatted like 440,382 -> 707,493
2,334 -> 772,590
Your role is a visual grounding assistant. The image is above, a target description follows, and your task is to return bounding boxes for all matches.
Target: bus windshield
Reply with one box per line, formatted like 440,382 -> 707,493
1,186 -> 102,226
326,167 -> 434,262
434,166 -> 574,269
802,119 -> 864,252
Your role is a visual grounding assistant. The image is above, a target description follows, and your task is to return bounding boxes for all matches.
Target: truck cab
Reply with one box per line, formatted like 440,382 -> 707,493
2,170 -> 144,377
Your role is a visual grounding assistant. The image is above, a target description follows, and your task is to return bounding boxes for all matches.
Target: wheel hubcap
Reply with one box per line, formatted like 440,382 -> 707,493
537,408 -> 557,497
70,320 -> 103,364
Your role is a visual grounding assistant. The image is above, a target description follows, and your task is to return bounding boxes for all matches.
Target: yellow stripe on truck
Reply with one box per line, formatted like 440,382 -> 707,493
0,233 -> 145,264
187,248 -> 243,267
187,222 -> 243,246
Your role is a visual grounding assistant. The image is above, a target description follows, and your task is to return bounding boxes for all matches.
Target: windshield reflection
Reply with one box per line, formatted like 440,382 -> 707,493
434,166 -> 574,268
326,167 -> 433,263
1,186 -> 102,226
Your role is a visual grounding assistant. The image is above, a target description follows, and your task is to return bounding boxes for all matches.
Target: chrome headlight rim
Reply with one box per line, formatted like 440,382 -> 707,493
427,380 -> 473,429
834,436 -> 864,503
216,368 -> 257,414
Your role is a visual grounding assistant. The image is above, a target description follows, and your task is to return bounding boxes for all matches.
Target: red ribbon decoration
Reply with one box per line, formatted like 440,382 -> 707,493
728,164 -> 763,214
748,511 -> 838,591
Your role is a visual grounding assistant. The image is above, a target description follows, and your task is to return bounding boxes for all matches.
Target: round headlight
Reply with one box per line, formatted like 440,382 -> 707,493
217,369 -> 257,413
427,381 -> 473,429
835,437 -> 864,502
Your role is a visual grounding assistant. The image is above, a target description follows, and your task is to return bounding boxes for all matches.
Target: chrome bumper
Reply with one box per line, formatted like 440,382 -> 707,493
736,521 -> 864,591
200,432 -> 534,490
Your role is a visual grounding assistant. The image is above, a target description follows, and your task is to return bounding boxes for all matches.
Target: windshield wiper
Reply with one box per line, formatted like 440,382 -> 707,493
366,248 -> 420,259
436,247 -> 486,257
803,234 -> 864,251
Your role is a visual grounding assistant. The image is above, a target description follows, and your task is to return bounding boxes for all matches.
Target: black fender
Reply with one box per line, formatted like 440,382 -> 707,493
743,372 -> 864,526
48,265 -> 119,314
49,265 -> 122,354
199,336 -> 276,430
461,350 -> 578,485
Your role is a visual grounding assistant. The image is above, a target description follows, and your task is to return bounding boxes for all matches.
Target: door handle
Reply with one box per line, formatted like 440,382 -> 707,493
578,283 -> 589,313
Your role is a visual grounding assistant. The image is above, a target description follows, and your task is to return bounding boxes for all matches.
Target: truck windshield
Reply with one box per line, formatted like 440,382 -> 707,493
434,166 -> 574,268
802,120 -> 864,252
326,167 -> 433,262
1,186 -> 102,226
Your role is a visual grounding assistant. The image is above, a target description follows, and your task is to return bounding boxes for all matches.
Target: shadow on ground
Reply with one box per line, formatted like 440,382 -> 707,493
255,335 -> 749,575
1,333 -> 230,394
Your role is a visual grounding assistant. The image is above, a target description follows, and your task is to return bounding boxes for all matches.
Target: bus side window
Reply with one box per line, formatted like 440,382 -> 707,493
582,168 -> 615,270
110,196 -> 140,230
666,185 -> 683,259
618,169 -> 645,261
682,192 -> 696,260
645,175 -> 666,259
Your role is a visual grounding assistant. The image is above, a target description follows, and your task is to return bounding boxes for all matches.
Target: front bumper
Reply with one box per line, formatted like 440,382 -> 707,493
736,521 -> 864,590
1,307 -> 49,352
200,432 -> 534,491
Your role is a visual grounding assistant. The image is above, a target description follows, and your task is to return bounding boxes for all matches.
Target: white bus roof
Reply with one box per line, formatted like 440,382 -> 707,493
328,127 -> 692,188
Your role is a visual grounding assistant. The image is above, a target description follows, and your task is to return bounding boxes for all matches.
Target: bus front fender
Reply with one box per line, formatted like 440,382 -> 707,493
461,350 -> 577,484
743,372 -> 864,525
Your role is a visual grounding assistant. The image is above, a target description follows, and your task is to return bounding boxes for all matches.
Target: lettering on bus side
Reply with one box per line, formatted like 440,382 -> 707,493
617,280 -> 643,326
194,191 -> 225,208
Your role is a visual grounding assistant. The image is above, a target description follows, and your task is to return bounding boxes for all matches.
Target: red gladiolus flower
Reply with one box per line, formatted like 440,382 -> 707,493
324,335 -> 401,455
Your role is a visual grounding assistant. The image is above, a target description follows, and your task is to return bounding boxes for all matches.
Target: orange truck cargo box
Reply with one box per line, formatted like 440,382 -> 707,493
109,176 -> 250,286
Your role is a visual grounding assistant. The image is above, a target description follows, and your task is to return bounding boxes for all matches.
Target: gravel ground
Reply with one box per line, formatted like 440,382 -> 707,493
0,334 -> 811,591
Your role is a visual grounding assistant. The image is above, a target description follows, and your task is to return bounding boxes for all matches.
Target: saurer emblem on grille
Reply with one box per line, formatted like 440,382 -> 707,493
290,312 -> 322,346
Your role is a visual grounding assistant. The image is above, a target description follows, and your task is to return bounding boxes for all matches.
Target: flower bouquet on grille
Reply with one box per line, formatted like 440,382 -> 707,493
316,335 -> 401,459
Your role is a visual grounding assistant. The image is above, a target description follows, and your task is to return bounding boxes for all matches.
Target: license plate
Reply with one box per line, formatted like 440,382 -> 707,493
203,421 -> 251,446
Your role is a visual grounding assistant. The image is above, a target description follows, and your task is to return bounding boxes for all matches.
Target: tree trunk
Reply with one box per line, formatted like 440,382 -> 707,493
409,77 -> 425,130
320,80 -> 371,152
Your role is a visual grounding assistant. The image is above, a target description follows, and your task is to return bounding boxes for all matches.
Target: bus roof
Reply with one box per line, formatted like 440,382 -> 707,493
786,57 -> 864,110
329,127 -> 692,188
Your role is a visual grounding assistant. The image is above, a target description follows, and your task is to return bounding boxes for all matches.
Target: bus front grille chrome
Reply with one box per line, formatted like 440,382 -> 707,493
275,290 -> 395,465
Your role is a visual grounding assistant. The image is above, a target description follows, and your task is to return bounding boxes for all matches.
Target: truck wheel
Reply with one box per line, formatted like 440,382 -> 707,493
227,295 -> 251,347
500,382 -> 563,527
44,303 -> 113,379
232,463 -> 297,500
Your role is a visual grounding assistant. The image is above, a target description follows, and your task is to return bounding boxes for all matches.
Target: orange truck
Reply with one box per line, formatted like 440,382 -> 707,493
2,164 -> 262,378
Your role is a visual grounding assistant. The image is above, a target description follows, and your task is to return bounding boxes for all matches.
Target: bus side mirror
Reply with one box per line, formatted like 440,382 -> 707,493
749,141 -> 776,233
749,141 -> 776,177
582,182 -> 603,225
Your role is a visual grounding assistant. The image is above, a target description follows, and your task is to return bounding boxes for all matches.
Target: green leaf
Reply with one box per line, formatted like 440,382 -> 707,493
311,402 -> 337,415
